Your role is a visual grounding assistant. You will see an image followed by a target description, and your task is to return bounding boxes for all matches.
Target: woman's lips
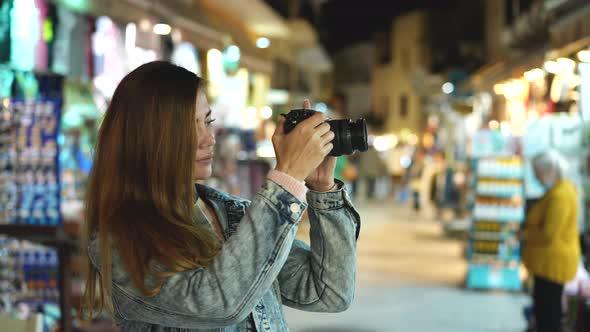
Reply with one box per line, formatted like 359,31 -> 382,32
196,154 -> 214,162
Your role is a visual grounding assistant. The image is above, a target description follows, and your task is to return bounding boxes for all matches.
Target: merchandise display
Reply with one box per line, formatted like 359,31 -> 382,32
236,159 -> 271,200
0,0 -> 11,64
0,236 -> 61,330
206,128 -> 272,199
0,95 -> 62,226
0,68 -> 75,331
92,16 -> 127,100
466,132 -> 525,291
1,0 -> 285,331
60,79 -> 98,221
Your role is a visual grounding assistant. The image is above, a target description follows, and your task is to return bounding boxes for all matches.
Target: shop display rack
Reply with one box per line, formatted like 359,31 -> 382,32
466,157 -> 524,291
1,77 -> 80,331
0,224 -> 78,332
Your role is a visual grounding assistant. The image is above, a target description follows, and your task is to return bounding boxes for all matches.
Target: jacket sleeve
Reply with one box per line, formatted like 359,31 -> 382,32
277,180 -> 360,313
91,180 -> 307,329
527,190 -> 571,246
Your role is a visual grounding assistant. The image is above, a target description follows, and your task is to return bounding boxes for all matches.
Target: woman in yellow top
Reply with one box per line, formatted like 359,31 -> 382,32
522,150 -> 581,332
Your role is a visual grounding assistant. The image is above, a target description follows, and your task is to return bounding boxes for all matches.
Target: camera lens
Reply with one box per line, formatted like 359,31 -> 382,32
350,118 -> 369,153
327,118 -> 368,157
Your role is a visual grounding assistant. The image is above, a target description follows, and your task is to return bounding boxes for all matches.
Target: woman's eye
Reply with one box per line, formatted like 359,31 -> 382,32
205,118 -> 216,127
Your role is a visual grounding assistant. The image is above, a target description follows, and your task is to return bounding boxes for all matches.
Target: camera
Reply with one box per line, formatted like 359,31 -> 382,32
283,109 -> 368,157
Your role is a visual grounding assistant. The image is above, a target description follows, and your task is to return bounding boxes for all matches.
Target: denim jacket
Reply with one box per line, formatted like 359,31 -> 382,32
88,179 -> 361,331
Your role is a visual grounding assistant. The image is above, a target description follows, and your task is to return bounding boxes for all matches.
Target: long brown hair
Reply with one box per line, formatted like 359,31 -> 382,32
81,61 -> 222,317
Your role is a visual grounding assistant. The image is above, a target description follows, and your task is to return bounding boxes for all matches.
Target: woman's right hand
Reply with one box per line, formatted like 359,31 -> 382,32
272,112 -> 335,181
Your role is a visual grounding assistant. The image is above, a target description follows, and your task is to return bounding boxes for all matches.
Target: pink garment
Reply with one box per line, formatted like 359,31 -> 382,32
267,169 -> 307,202
34,0 -> 48,70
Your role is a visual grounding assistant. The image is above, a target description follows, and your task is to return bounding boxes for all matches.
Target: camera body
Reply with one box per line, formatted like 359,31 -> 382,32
283,109 -> 368,157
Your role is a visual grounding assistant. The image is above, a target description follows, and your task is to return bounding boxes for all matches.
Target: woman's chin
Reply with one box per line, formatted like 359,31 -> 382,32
193,168 -> 212,181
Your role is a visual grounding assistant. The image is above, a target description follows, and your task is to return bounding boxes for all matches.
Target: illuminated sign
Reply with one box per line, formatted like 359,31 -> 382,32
11,0 -> 40,70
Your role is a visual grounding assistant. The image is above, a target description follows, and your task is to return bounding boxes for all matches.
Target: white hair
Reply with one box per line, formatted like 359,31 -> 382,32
532,149 -> 569,181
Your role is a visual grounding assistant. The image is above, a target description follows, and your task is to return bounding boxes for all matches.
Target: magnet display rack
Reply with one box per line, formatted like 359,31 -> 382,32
1,78 -> 78,332
466,157 -> 525,291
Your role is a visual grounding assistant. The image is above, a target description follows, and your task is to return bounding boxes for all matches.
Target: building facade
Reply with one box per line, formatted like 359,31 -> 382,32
373,11 -> 430,136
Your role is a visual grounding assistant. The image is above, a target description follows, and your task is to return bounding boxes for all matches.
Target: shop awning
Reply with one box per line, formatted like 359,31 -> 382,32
52,0 -> 275,74
464,2 -> 590,93
462,47 -> 548,92
200,0 -> 290,39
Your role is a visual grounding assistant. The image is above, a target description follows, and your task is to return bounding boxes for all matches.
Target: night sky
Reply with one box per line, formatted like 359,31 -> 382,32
265,0 -> 463,53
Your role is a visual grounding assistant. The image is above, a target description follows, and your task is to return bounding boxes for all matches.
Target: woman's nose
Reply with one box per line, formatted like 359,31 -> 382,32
200,130 -> 215,147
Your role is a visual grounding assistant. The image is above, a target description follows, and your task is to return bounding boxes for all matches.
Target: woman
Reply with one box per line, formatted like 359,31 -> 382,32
81,61 -> 360,331
522,150 -> 580,332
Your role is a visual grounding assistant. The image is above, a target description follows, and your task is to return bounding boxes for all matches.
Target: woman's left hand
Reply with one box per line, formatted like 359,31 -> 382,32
302,99 -> 337,192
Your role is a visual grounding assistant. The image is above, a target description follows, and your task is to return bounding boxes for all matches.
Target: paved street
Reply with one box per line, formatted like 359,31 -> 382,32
285,200 -> 529,332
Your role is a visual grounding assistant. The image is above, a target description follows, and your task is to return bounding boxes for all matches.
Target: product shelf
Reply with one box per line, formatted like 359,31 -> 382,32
466,153 -> 525,291
0,224 -> 78,332
470,231 -> 512,241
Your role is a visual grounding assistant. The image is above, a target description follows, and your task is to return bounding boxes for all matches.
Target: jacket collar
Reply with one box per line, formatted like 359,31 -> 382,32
195,183 -> 247,204
195,183 -> 249,237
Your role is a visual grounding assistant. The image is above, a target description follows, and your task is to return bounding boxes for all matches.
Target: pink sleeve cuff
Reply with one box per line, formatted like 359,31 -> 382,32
267,169 -> 308,201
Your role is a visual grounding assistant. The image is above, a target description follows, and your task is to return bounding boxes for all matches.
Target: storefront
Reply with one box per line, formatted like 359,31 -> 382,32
203,44 -> 275,197
460,23 -> 590,293
0,1 -> 184,330
0,0 -> 288,329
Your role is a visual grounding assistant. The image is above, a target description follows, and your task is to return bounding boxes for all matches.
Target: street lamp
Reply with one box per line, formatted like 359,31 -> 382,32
442,82 -> 454,94
256,37 -> 270,49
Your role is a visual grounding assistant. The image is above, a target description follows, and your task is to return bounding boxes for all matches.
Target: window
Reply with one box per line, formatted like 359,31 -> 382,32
375,28 -> 392,65
400,94 -> 409,118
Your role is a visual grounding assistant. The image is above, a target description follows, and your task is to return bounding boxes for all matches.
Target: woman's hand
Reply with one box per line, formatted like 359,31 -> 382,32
296,99 -> 336,192
272,101 -> 335,182
305,156 -> 337,192
297,100 -> 336,192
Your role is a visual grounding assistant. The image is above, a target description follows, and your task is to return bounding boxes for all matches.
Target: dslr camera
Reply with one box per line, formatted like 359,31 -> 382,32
283,109 -> 368,157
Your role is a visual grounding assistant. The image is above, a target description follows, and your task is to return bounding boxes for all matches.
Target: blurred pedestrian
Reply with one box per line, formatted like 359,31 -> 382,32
408,150 -> 425,212
521,150 -> 581,332
359,145 -> 387,200
429,152 -> 445,219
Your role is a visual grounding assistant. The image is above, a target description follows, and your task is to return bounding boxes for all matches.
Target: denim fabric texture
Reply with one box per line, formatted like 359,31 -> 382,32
88,179 -> 360,331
